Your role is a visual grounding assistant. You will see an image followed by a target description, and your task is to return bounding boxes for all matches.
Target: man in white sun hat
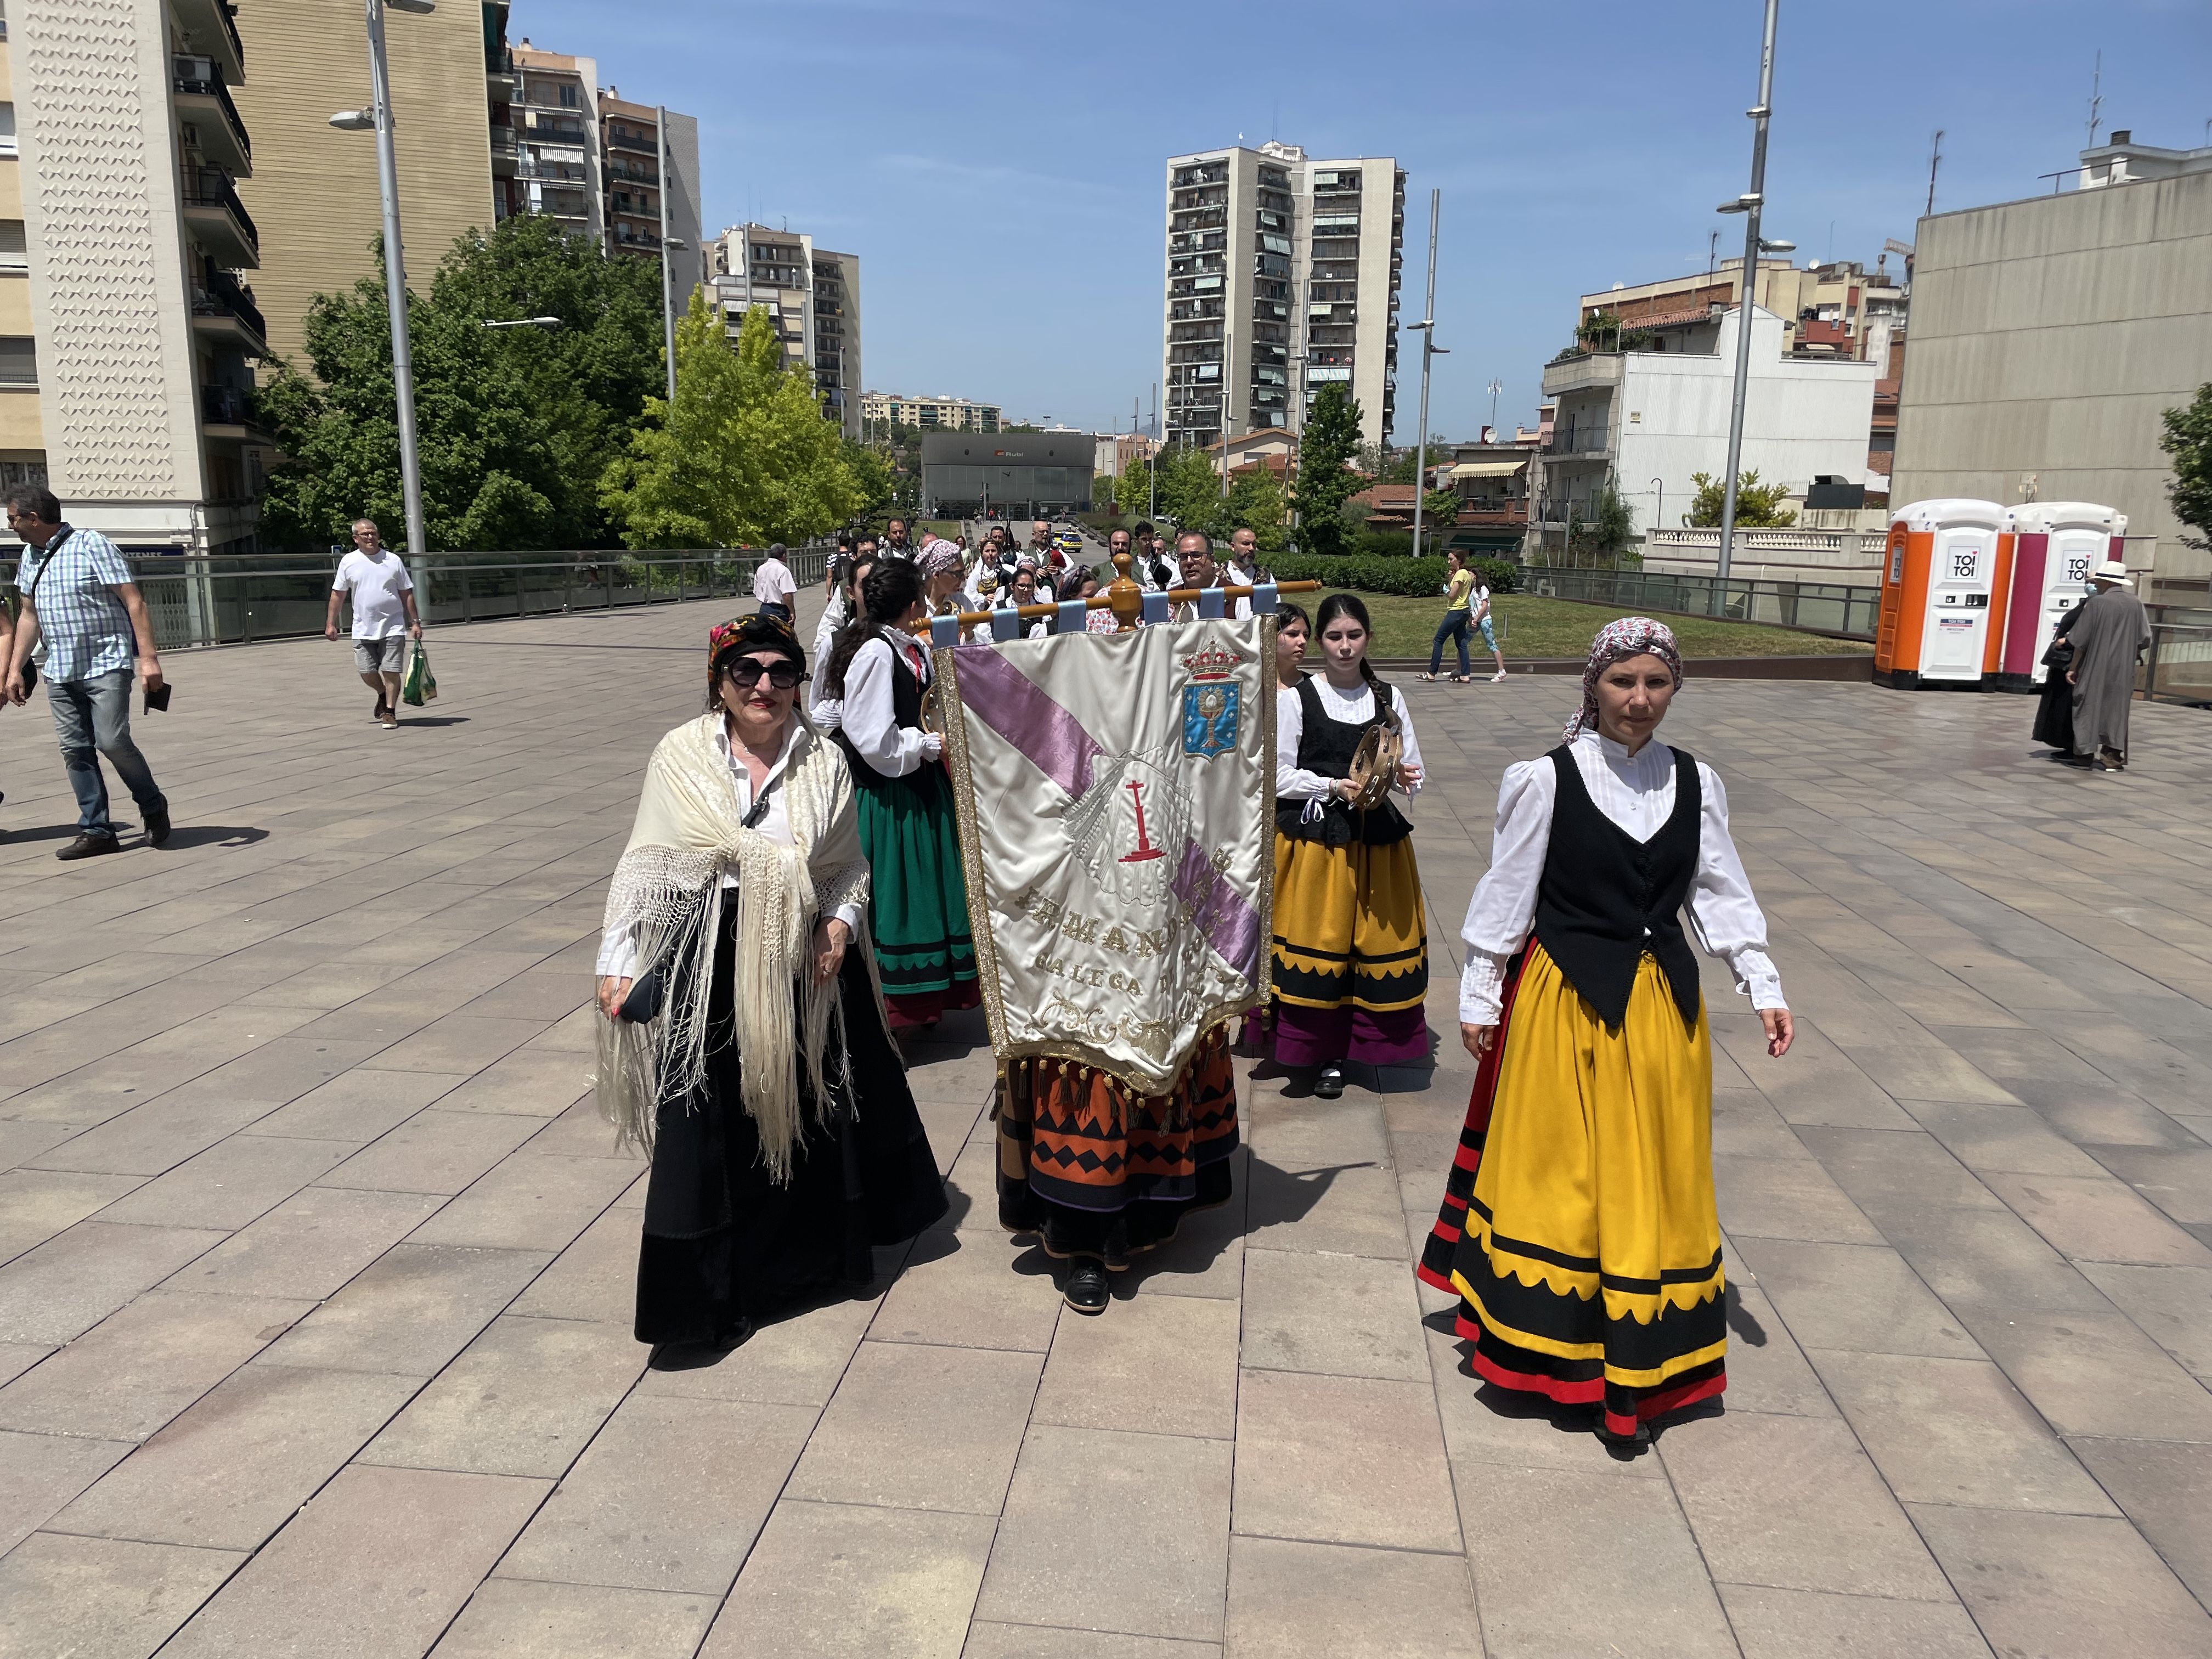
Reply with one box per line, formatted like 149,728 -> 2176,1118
2061,556 -> 2150,772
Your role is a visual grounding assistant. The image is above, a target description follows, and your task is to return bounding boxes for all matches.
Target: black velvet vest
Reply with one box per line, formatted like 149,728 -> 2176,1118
1532,743 -> 1701,1030
833,639 -> 934,801
1275,675 -> 1412,847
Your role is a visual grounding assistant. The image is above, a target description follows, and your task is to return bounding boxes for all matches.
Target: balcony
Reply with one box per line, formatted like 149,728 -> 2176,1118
489,125 -> 519,176
200,383 -> 260,433
606,127 -> 658,155
171,0 -> 244,80
173,54 -> 251,176
190,269 -> 267,354
528,114 -> 588,144
180,166 -> 258,268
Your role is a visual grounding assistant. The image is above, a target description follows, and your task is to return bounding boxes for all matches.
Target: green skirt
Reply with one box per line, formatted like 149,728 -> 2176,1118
854,767 -> 980,1026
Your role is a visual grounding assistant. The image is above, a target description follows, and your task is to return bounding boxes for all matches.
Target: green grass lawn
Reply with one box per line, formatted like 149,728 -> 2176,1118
1290,588 -> 1871,662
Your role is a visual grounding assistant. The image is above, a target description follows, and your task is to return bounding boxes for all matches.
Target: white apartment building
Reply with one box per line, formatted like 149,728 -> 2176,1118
1161,141 -> 1403,454
7,0 -> 270,554
1539,305 -> 1878,549
860,391 -> 1000,433
709,224 -> 861,438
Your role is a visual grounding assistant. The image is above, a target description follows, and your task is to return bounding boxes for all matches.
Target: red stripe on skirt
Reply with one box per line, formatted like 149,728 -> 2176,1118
1413,952 -> 1526,1295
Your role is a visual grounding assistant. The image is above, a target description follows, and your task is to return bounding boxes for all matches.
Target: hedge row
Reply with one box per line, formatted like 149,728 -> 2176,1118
1263,551 -> 1519,597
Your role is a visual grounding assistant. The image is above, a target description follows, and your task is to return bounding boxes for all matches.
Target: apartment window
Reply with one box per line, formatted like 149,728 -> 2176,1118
0,221 -> 23,273
559,84 -> 579,108
0,336 -> 36,384
0,101 -> 14,157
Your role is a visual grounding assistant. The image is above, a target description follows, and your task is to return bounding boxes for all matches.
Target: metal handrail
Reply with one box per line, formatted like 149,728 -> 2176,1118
2,545 -> 835,652
1516,562 -> 1882,640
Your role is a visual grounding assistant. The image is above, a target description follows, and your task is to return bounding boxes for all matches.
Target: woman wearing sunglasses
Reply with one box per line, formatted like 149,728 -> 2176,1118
594,613 -> 948,1367
819,560 -> 981,1029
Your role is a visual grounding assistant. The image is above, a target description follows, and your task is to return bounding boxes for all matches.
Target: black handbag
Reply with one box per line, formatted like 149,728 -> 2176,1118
2041,634 -> 2074,671
616,776 -> 775,1024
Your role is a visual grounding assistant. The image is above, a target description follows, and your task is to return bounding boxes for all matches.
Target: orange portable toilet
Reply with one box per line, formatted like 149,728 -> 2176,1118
1873,499 -> 2006,690
1994,503 -> 2126,692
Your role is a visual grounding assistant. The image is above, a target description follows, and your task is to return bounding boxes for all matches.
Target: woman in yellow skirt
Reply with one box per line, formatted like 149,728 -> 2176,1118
1271,594 -> 1429,1099
1417,618 -> 1793,1447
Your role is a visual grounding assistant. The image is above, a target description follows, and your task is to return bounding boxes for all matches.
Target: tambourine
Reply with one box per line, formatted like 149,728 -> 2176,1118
917,674 -> 945,739
1344,718 -> 1404,810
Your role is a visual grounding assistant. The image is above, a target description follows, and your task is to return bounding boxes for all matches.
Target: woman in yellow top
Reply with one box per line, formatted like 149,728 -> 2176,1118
1422,550 -> 1479,683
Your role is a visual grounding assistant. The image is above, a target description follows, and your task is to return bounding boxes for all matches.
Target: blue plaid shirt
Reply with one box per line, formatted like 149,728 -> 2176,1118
15,525 -> 138,682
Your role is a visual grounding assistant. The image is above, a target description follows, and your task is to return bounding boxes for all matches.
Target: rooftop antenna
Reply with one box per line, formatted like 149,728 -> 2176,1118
1707,229 -> 1718,280
2086,50 -> 2103,149
1924,129 -> 1943,218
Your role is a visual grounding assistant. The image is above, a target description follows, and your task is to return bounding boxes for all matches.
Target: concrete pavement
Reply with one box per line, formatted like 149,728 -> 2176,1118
1,592 -> 2209,1656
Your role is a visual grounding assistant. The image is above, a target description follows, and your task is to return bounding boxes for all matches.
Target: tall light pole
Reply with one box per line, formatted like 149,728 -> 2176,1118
330,0 -> 435,561
657,105 -> 680,404
1651,475 -> 1666,553
1407,189 -> 1447,560
1713,0 -> 1780,585
1486,377 -> 1503,437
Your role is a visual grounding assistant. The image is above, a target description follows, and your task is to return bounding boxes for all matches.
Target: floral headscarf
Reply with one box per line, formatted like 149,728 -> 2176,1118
1565,616 -> 1684,740
918,540 -> 964,580
707,612 -> 806,708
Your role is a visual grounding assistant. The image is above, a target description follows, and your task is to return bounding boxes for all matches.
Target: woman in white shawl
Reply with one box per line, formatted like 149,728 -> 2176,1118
596,613 -> 947,1365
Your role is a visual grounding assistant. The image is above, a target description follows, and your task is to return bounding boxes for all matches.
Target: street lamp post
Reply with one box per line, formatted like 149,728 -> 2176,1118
1713,0 -> 1781,585
330,0 -> 435,562
657,105 -> 680,405
1407,188 -> 1447,560
1651,475 -> 1665,551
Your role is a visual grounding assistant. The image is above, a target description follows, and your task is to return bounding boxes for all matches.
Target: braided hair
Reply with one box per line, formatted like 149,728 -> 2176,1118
822,558 -> 928,698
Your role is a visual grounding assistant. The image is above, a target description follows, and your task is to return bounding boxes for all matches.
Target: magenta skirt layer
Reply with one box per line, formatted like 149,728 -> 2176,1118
1272,1000 -> 1430,1069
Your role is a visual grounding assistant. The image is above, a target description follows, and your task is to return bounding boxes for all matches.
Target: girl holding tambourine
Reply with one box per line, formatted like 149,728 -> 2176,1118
1269,592 -> 1430,1098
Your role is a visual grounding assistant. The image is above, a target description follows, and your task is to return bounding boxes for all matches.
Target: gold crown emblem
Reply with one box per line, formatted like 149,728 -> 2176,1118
1181,645 -> 1243,681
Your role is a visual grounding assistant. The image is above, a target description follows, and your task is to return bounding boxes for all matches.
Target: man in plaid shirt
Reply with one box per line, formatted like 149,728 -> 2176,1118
2,487 -> 172,859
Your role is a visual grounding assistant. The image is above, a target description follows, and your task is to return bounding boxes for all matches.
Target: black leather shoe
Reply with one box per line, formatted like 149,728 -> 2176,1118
1062,1259 -> 1110,1315
57,833 -> 120,861
1314,1063 -> 1346,1099
143,805 -> 171,847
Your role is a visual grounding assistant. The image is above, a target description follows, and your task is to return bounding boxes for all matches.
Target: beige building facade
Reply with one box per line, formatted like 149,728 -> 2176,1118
9,0 -> 270,553
860,391 -> 1000,433
1163,141 -> 1405,455
1579,254 -> 1906,361
1892,136 -> 2212,586
229,0 -> 501,374
710,224 -> 861,438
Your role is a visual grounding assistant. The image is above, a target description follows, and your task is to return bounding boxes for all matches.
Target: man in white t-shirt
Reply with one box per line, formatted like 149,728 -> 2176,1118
752,543 -> 798,622
1170,531 -> 1252,622
324,518 -> 421,729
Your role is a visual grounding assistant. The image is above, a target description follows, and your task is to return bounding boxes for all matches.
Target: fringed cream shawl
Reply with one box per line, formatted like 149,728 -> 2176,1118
595,713 -> 873,1180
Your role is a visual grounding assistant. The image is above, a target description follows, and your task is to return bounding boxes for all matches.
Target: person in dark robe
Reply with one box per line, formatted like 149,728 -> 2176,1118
2063,561 -> 2152,771
2030,599 -> 2084,757
595,614 -> 947,1367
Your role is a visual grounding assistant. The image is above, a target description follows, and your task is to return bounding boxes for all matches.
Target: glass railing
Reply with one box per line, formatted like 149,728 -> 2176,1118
2,546 -> 834,651
1517,563 -> 1882,640
2143,616 -> 2212,707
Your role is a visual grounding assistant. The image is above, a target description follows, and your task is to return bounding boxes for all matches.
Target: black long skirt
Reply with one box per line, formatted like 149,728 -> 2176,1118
2030,670 -> 2074,752
634,910 -> 948,1346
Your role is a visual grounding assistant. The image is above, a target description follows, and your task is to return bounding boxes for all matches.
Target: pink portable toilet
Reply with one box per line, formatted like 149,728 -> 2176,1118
1995,503 -> 2126,692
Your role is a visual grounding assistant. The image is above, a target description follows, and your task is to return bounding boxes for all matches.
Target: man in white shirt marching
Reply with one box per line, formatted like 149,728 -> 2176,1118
1170,531 -> 1253,623
324,518 -> 422,730
752,543 -> 798,623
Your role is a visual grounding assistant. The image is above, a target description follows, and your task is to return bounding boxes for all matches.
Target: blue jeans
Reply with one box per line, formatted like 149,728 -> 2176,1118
47,668 -> 165,838
1429,610 -> 1472,675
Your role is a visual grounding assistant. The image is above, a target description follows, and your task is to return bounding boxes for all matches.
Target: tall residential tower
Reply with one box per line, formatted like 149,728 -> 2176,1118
1161,141 -> 1404,455
709,224 -> 861,438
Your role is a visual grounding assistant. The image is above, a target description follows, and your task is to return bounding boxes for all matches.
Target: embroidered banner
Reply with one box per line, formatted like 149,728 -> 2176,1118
937,617 -> 1276,1092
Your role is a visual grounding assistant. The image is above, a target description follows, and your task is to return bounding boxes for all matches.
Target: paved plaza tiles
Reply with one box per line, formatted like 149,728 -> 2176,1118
1,592 -> 2210,1658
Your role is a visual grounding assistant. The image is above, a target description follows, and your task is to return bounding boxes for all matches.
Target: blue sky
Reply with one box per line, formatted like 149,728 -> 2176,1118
524,0 -> 2208,442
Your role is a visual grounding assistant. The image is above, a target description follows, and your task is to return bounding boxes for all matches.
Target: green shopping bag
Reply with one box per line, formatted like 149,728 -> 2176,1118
401,641 -> 438,707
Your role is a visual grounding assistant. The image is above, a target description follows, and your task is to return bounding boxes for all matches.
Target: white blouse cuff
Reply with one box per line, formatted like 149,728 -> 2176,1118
1458,951 -> 1509,1026
1732,947 -> 1786,1011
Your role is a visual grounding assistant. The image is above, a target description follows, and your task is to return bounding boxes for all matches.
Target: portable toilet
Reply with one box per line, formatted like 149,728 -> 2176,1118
1994,503 -> 2126,692
1872,499 -> 2007,690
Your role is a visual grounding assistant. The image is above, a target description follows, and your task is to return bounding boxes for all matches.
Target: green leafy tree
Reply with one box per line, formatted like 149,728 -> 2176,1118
2159,382 -> 2212,553
1227,467 -> 1289,551
842,439 -> 897,521
601,296 -> 863,547
1093,473 -> 1121,511
1686,469 -> 1797,528
1154,444 -> 1227,535
257,216 -> 661,551
1293,384 -> 1365,555
1421,488 -> 1460,528
1114,459 -> 1154,516
1571,481 -> 1638,565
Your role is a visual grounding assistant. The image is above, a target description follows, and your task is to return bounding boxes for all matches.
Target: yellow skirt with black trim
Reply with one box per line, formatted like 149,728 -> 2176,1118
1271,832 -> 1429,1012
1435,941 -> 1725,1435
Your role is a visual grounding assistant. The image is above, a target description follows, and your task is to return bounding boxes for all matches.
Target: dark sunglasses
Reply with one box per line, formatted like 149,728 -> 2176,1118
723,659 -> 803,690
